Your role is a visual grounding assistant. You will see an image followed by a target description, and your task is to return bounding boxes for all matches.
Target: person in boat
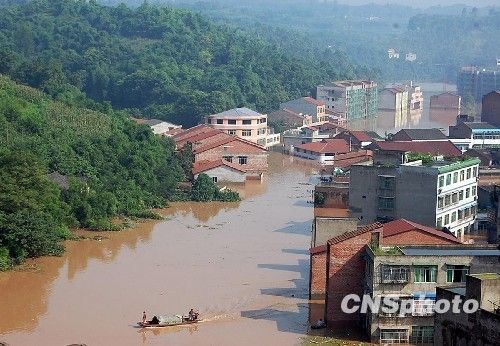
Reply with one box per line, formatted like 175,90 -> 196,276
188,309 -> 195,321
142,311 -> 147,324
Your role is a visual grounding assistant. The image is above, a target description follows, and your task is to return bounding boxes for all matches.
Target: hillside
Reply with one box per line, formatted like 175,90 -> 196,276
0,75 -> 185,269
160,0 -> 500,83
0,0 -> 356,127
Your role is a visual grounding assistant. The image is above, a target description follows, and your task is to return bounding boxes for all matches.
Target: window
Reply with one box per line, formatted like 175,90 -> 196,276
223,156 -> 232,163
228,119 -> 237,125
238,156 -> 248,165
227,130 -> 236,135
381,265 -> 410,283
379,176 -> 395,189
379,296 -> 411,317
414,266 -> 437,283
242,130 -> 252,137
242,119 -> 252,125
410,326 -> 434,344
459,190 -> 464,201
438,176 -> 444,188
452,192 -> 458,204
207,119 -> 212,124
444,195 -> 451,206
466,168 -> 472,179
444,214 -> 449,225
212,177 -> 218,183
447,265 -> 469,283
380,329 -> 408,344
458,210 -> 463,220
472,186 -> 477,197
437,197 -> 444,209
259,118 -> 267,123
446,174 -> 451,185
460,170 -> 465,181
412,299 -> 436,316
216,119 -> 223,124
466,188 -> 470,199
451,211 -> 456,223
436,217 -> 442,228
378,197 -> 394,210
472,167 -> 477,177
453,172 -> 458,183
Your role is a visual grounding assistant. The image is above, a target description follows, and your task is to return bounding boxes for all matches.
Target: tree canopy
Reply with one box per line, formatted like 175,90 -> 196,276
0,0 -> 355,127
0,74 -> 186,268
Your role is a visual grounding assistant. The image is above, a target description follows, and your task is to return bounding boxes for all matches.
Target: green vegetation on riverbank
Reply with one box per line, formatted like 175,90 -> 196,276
0,75 -> 192,269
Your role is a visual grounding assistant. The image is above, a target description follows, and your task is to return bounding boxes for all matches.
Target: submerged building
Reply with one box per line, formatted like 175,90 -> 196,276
316,81 -> 378,131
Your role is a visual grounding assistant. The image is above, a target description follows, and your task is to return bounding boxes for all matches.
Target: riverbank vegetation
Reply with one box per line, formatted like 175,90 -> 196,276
0,75 -> 221,269
191,174 -> 240,202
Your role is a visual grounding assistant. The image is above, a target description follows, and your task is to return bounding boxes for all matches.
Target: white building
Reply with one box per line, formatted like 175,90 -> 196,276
405,52 -> 417,62
140,119 -> 182,135
290,139 -> 350,165
449,122 -> 500,152
434,159 -> 479,238
388,48 -> 400,59
349,158 -> 480,239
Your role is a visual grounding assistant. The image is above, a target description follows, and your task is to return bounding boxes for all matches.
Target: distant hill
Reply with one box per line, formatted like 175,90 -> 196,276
154,0 -> 500,83
0,0 -> 355,127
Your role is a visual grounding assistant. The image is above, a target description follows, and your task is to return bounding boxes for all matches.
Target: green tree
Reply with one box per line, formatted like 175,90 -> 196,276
190,173 -> 218,202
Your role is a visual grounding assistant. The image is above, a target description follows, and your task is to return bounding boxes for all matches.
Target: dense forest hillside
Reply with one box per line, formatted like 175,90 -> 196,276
0,75 -> 186,269
0,0 -> 356,127
150,0 -> 500,83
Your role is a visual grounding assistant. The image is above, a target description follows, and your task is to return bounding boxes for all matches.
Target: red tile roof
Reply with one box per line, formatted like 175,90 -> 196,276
368,140 -> 462,157
295,139 -> 350,154
173,124 -> 214,142
327,222 -> 383,245
192,159 -> 246,175
175,129 -> 224,148
382,219 -> 461,243
349,131 -> 375,142
193,135 -> 267,154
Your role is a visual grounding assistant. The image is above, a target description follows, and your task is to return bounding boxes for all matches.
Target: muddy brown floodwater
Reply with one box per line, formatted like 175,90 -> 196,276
0,153 -> 322,346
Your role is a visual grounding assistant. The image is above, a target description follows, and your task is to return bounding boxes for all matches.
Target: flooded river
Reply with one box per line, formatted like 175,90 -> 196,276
0,153 -> 319,346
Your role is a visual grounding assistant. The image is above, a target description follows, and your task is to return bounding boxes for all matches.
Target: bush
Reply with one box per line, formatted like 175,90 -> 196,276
0,247 -> 11,271
191,174 -> 241,202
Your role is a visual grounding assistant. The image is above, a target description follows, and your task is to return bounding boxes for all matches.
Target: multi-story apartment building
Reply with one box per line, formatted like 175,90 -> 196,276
349,157 -> 480,238
206,107 -> 268,147
429,92 -> 461,127
268,108 -> 313,131
449,121 -> 500,151
407,84 -> 423,126
481,90 -> 500,126
377,86 -> 409,130
458,66 -> 500,102
279,97 -> 328,123
316,80 -> 378,131
364,244 -> 500,344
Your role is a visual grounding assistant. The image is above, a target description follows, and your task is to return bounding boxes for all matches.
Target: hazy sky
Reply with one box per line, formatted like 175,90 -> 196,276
337,0 -> 498,8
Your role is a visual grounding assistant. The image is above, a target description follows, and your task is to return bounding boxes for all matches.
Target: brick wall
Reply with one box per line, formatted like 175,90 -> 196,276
310,250 -> 327,299
325,232 -> 372,327
195,140 -> 268,173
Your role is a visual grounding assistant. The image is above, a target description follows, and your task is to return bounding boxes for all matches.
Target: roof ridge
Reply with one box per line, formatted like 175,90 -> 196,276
327,222 -> 383,245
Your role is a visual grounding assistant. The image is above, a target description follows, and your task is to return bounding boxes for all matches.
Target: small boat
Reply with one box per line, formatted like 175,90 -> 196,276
138,313 -> 199,328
